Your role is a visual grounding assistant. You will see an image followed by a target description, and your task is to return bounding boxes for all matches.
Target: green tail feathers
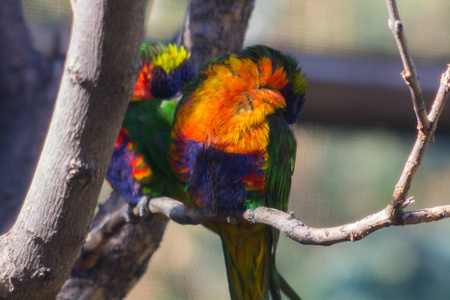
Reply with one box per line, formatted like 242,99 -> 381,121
279,273 -> 302,300
217,223 -> 301,300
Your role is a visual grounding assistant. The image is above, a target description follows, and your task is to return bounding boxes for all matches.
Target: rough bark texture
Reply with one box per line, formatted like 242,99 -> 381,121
177,0 -> 255,69
0,0 -> 58,234
58,193 -> 168,300
0,0 -> 147,298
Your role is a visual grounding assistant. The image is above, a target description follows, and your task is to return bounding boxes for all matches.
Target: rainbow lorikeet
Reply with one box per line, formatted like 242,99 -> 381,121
170,45 -> 306,300
106,42 -> 195,214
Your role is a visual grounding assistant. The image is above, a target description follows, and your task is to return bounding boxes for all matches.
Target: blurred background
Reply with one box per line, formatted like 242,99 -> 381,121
23,0 -> 450,299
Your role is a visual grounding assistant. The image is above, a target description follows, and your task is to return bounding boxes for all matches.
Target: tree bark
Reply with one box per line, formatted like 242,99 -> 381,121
0,0 -> 147,298
177,0 -> 255,69
0,0 -> 57,234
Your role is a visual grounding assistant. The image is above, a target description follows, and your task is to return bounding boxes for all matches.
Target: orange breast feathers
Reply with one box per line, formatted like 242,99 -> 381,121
174,56 -> 289,155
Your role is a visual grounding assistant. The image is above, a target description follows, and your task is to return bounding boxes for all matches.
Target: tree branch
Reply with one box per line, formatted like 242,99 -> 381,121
145,197 -> 450,247
386,0 -> 430,130
428,65 -> 450,123
0,0 -> 147,298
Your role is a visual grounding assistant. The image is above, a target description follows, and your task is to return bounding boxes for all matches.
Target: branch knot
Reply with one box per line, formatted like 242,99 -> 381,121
66,157 -> 96,186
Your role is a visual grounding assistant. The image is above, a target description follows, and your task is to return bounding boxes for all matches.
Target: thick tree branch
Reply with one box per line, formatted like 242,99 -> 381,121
0,0 -> 147,298
386,0 -> 430,130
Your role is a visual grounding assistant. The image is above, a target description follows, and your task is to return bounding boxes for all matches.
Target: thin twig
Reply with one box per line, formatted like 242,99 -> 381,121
428,65 -> 450,123
385,0 -> 429,130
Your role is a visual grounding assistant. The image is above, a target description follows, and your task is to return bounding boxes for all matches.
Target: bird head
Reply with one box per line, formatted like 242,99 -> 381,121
238,45 -> 307,124
132,43 -> 196,101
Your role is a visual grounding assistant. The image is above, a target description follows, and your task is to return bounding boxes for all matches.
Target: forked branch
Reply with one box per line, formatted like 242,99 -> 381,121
387,67 -> 450,217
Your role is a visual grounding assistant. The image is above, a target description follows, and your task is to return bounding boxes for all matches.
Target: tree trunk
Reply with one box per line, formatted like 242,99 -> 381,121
177,0 -> 255,69
0,0 -> 147,298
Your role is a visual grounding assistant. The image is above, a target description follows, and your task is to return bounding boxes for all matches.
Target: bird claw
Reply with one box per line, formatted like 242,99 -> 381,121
226,215 -> 239,224
137,196 -> 151,219
125,205 -> 140,224
125,196 -> 151,223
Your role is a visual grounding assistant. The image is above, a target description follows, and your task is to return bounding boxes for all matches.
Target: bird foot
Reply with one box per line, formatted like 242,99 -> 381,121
226,215 -> 240,224
137,196 -> 151,219
125,196 -> 151,223
125,205 -> 140,224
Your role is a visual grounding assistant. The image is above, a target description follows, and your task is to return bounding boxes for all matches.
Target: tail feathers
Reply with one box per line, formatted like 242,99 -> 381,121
218,223 -> 283,300
269,260 -> 281,300
278,271 -> 302,300
268,258 -> 302,300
